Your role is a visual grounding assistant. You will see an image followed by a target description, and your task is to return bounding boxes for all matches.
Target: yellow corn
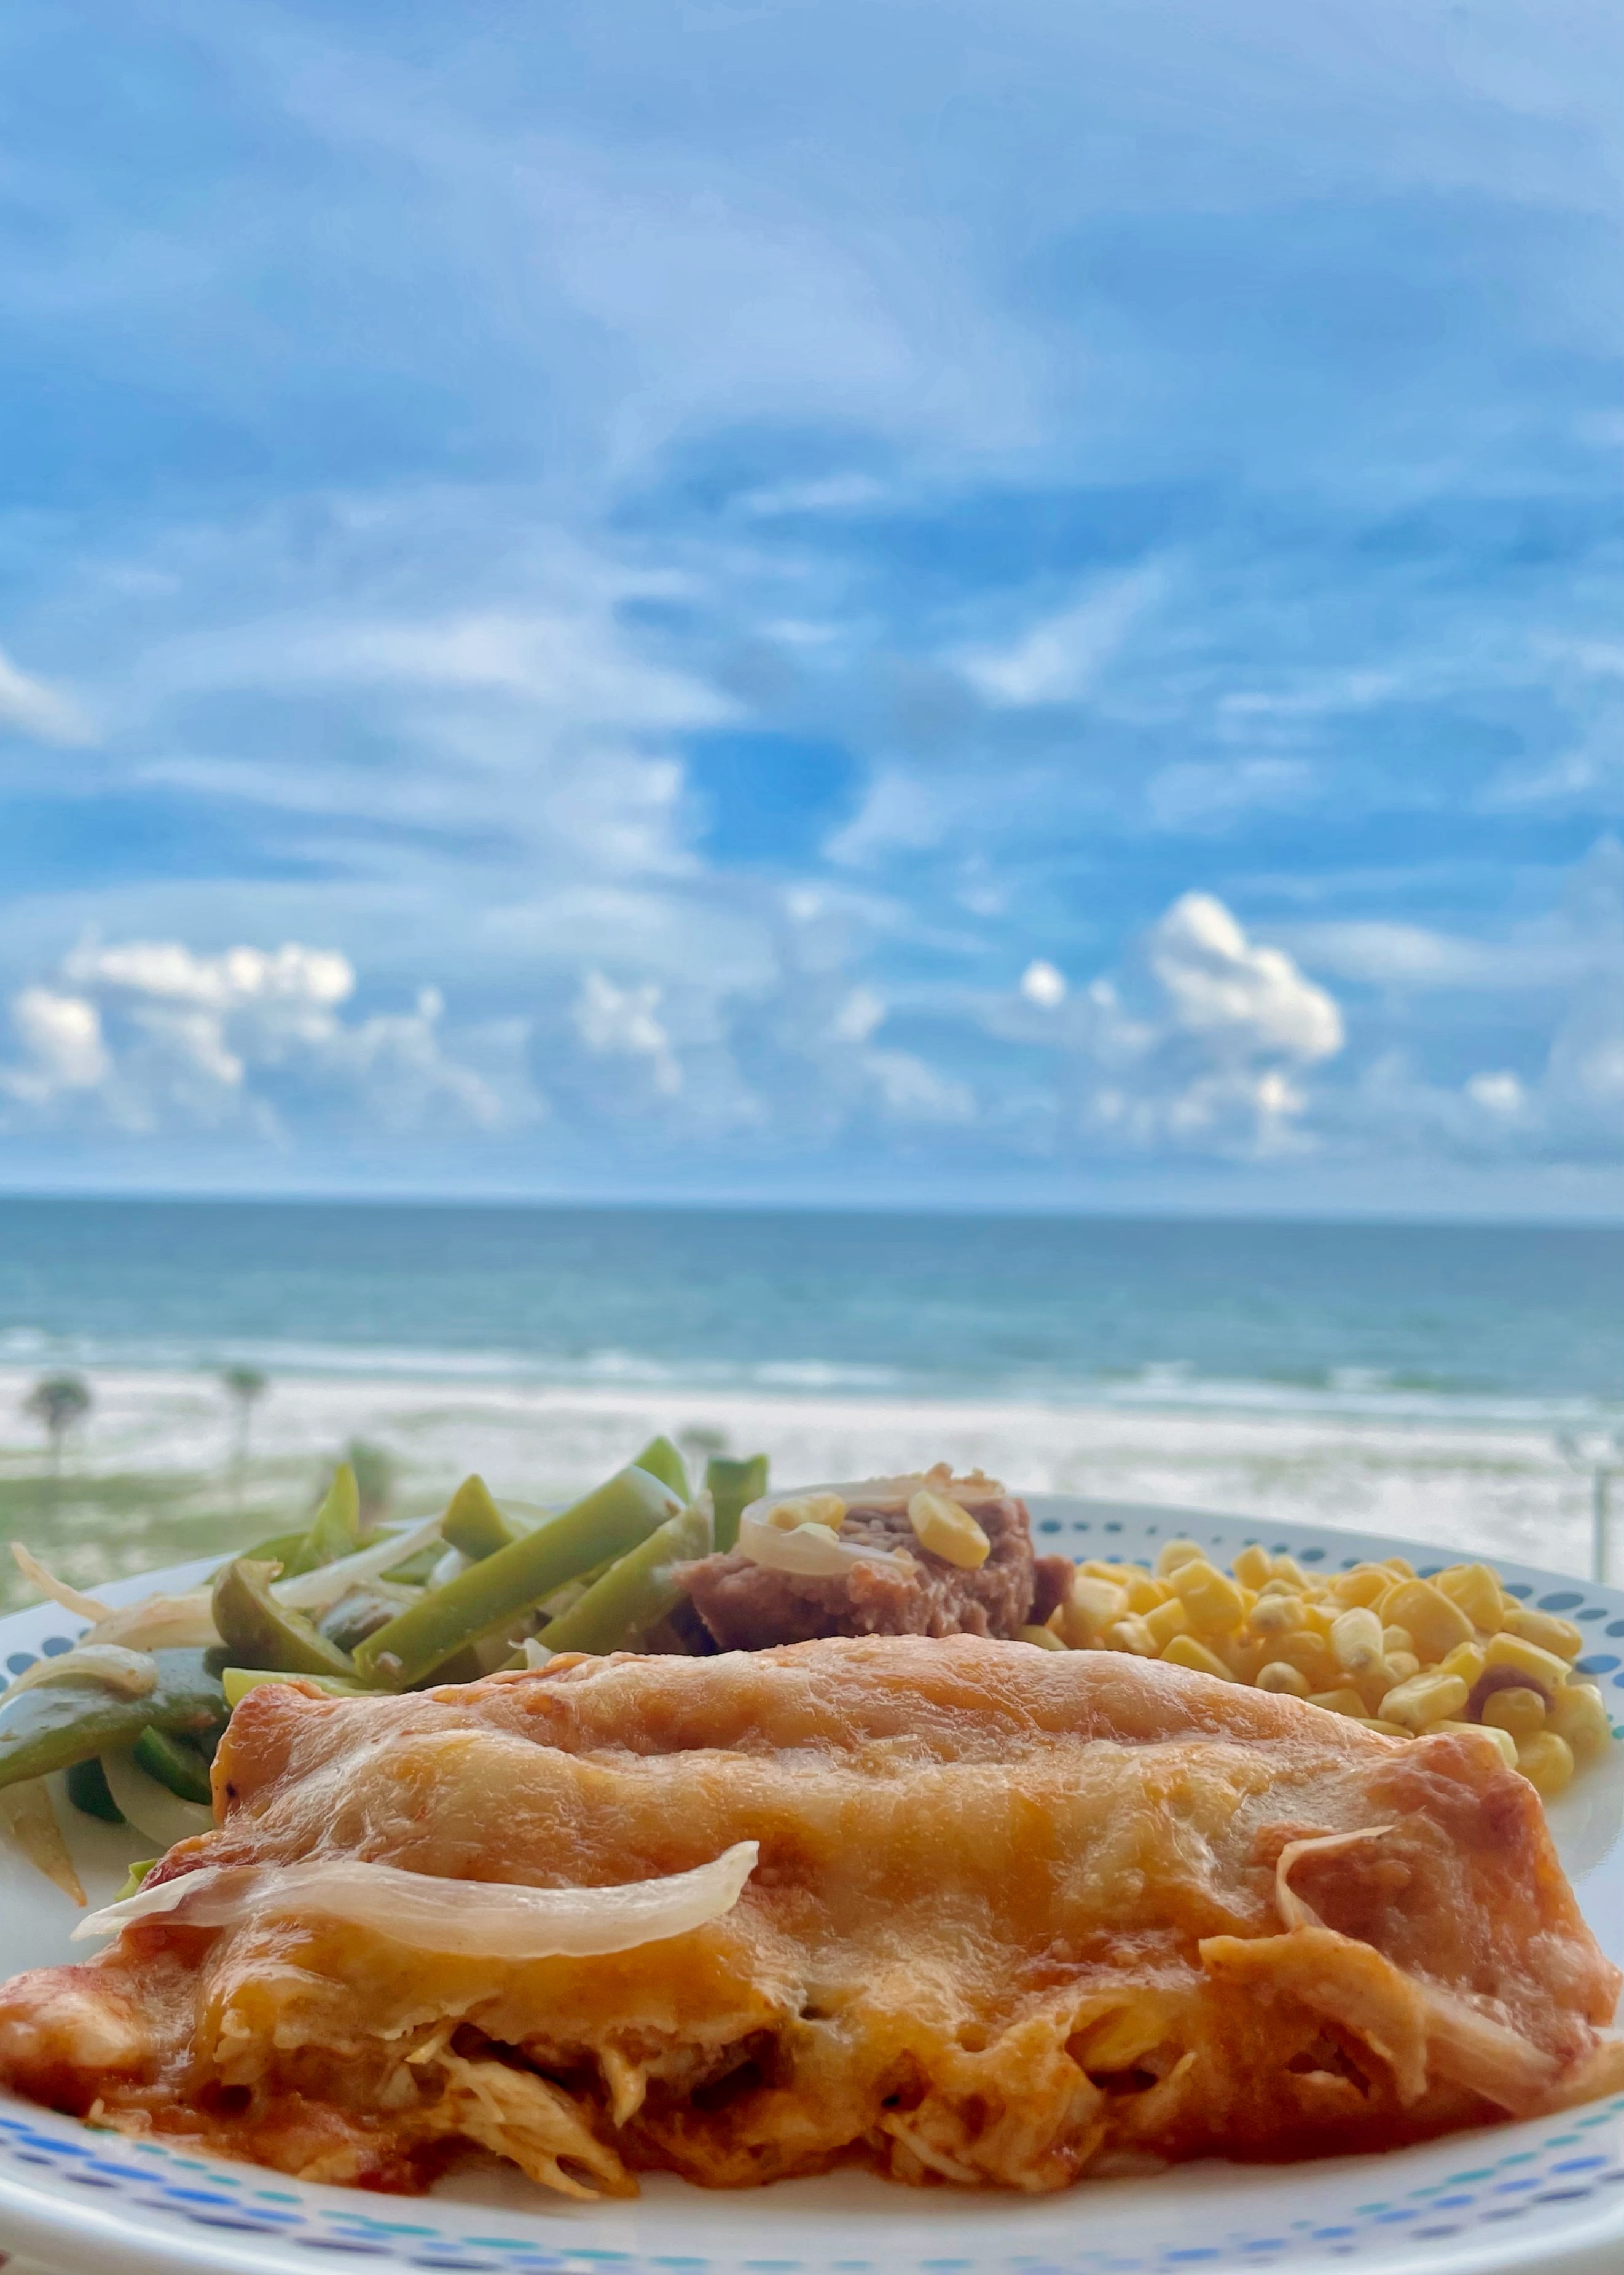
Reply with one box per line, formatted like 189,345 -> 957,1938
1019,1622 -> 1068,1651
1105,1616 -> 1159,1656
907,1488 -> 990,1570
1330,1606 -> 1386,1673
1308,1686 -> 1369,1718
1169,1558 -> 1247,1635
1436,1562 -> 1506,1632
1505,1606 -> 1583,1661
1271,1554 -> 1309,1589
1483,1631 -> 1571,1695
1379,1670 -> 1470,1731
1438,1719 -> 1519,1769
1481,1686 -> 1546,1741
1349,1716 -> 1410,1738
1328,1566 -> 1390,1609
1142,1596 -> 1191,1649
1271,1630 -> 1336,1688
1382,1650 -> 1421,1684
1379,1578 -> 1473,1661
1548,1683 -> 1612,1762
1255,1660 -> 1310,1697
1161,1633 -> 1233,1681
1156,1539 -> 1207,1576
1516,1731 -> 1575,1796
1061,1574 -> 1129,1646
1439,1638 -> 1487,1688
1383,1556 -> 1417,1577
1248,1593 -> 1305,1638
766,1491 -> 847,1530
1121,1571 -> 1169,1613
1381,1624 -> 1415,1656
1233,1543 -> 1273,1589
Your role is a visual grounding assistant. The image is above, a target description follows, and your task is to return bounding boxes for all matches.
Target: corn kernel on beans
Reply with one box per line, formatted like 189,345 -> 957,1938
1041,1544 -> 1611,1798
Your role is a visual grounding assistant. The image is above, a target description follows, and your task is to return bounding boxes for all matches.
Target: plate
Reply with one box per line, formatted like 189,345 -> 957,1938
4,1496 -> 1624,2275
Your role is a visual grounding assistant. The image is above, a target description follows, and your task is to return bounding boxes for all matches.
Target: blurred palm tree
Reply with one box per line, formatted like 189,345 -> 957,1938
24,1372 -> 92,1488
220,1365 -> 269,1507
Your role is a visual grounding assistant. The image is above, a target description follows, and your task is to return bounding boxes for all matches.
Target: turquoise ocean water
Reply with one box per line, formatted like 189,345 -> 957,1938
0,1200 -> 1617,1428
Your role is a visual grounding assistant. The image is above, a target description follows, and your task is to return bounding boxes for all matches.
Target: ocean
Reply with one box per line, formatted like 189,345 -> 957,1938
0,1198 -> 1618,1599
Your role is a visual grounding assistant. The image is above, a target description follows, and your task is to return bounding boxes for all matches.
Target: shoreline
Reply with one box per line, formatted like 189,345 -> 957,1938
0,1365 -> 1601,1598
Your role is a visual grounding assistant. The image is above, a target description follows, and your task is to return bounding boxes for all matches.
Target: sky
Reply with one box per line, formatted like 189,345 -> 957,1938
1,0 -> 1622,1218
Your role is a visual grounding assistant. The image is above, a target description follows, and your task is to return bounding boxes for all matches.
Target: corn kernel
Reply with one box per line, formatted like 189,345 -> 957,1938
1481,1686 -> 1547,1741
1271,1554 -> 1309,1589
1169,1558 -> 1247,1635
1381,1624 -> 1415,1657
1349,1716 -> 1410,1738
1218,1634 -> 1268,1682
1256,1576 -> 1301,1598
1331,1606 -> 1386,1673
1436,1562 -> 1506,1632
1233,1543 -> 1273,1589
1271,1630 -> 1336,1686
1548,1683 -> 1612,1762
1379,1670 -> 1470,1731
1255,1660 -> 1310,1697
1105,1616 -> 1158,1656
1437,1719 -> 1519,1769
1161,1633 -> 1233,1681
1061,1574 -> 1129,1646
1505,1606 -> 1583,1661
1019,1622 -> 1068,1651
1300,1601 -> 1337,1640
1156,1539 -> 1207,1576
1248,1593 -> 1305,1637
765,1491 -> 847,1530
1483,1631 -> 1569,1695
1308,1687 -> 1369,1718
907,1488 -> 990,1570
1439,1639 -> 1487,1687
1516,1731 -> 1575,1797
1123,1571 -> 1171,1613
1382,1651 -> 1421,1684
1328,1566 -> 1390,1609
1383,1557 -> 1418,1578
1379,1579 -> 1473,1663
1080,1559 -> 1134,1584
1142,1596 -> 1191,1649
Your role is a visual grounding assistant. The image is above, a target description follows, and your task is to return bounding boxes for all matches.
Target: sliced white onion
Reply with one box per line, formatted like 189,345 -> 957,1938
737,1509 -> 911,1578
9,1544 -> 109,1623
100,1747 -> 214,1850
520,1637 -> 555,1670
88,1592 -> 220,1652
272,1512 -> 445,1616
430,1546 -> 469,1591
73,1839 -> 760,1957
0,1644 -> 159,1708
749,1469 -> 1005,1516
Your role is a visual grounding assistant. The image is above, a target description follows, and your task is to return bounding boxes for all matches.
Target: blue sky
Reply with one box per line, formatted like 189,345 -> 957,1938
1,0 -> 1622,1216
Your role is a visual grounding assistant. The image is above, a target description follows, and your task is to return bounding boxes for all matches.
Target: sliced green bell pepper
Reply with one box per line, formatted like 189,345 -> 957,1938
535,1499 -> 712,1658
0,1649 -> 227,1794
707,1453 -> 769,1553
212,1559 -> 358,1681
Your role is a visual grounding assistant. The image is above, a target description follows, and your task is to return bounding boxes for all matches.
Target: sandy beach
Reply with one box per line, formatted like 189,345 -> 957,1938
0,1363 -> 1606,1607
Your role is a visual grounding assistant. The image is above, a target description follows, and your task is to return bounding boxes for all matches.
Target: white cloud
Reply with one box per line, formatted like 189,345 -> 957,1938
0,937 -> 532,1139
1,989 -> 110,1104
0,645 -> 93,746
1466,1070 -> 1526,1117
957,567 -> 1164,708
1145,893 -> 1344,1062
863,1048 -> 975,1125
1020,958 -> 1067,1009
573,970 -> 682,1096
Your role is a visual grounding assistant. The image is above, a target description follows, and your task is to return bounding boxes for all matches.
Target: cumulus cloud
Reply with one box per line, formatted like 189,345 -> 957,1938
1021,959 -> 1067,1008
0,645 -> 93,745
573,970 -> 683,1098
0,938 -> 533,1140
1144,894 -> 1344,1062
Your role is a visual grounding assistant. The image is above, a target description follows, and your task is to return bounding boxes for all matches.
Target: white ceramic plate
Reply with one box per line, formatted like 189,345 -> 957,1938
3,1497 -> 1624,2275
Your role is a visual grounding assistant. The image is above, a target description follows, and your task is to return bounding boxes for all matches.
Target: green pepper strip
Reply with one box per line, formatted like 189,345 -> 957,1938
66,1756 -> 125,1823
630,1436 -> 690,1503
536,1500 -> 713,1658
222,1666 -> 364,1708
707,1453 -> 769,1554
0,1649 -> 227,1793
304,1462 -> 361,1568
133,1726 -> 214,1805
212,1559 -> 358,1681
440,1475 -> 519,1562
353,1463 -> 682,1691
